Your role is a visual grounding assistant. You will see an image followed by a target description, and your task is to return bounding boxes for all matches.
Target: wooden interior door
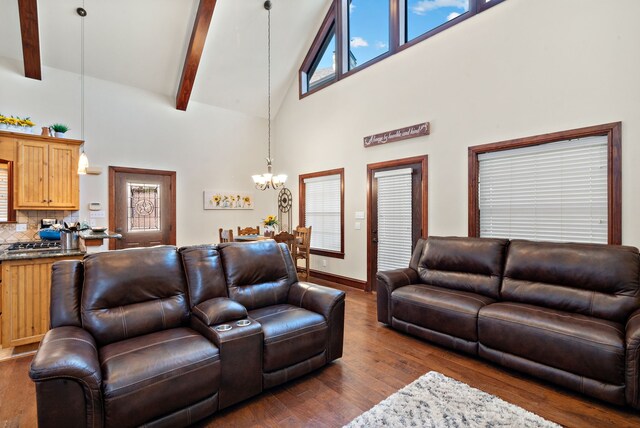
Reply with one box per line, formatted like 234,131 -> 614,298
15,140 -> 48,208
109,167 -> 176,250
367,156 -> 428,292
48,143 -> 79,209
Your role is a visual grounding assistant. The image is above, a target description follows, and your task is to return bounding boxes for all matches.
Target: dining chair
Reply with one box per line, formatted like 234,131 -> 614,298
273,231 -> 297,262
237,226 -> 260,236
294,225 -> 312,279
219,228 -> 234,243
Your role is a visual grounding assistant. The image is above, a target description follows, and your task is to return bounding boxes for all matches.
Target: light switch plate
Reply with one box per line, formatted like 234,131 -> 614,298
15,223 -> 27,232
355,211 -> 365,219
90,210 -> 106,218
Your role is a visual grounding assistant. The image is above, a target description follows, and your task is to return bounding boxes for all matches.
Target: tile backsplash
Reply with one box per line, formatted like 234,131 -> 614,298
0,210 -> 79,243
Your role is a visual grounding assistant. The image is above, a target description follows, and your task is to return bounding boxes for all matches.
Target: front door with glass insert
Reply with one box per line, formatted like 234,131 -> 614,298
109,167 -> 176,249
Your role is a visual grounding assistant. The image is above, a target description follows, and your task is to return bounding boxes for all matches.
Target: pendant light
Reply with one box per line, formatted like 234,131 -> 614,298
252,0 -> 287,191
77,4 -> 89,175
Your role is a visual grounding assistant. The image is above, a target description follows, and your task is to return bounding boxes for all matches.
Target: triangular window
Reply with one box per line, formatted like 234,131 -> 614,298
307,26 -> 336,91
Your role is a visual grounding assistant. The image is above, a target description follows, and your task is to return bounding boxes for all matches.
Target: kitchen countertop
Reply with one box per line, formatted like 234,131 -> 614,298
0,247 -> 85,261
79,230 -> 123,240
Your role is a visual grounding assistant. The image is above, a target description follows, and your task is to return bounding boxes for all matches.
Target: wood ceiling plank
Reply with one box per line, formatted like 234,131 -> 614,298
176,0 -> 217,111
18,0 -> 41,80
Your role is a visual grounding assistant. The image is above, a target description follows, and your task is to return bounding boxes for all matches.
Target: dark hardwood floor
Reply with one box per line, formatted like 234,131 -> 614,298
2,281 -> 640,427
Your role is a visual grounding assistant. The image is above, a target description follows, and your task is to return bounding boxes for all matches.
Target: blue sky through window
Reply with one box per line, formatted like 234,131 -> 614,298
313,1 -> 472,72
348,1 -> 390,69
407,0 -> 470,41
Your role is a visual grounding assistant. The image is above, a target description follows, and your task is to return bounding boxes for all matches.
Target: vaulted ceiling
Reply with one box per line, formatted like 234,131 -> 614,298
0,0 -> 332,117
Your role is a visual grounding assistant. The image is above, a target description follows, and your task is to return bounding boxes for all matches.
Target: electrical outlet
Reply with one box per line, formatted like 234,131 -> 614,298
355,222 -> 361,230
89,219 -> 97,227
15,223 -> 27,232
322,259 -> 327,267
90,210 -> 106,218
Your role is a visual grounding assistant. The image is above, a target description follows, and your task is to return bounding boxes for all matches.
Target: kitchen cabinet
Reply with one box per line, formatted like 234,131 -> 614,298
15,139 -> 81,210
1,255 -> 83,348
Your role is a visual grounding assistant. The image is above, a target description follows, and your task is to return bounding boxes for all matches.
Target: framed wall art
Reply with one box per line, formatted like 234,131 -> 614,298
203,190 -> 254,210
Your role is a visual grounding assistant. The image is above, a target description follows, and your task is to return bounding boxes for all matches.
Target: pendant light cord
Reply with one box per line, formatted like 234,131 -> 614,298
80,0 -> 85,143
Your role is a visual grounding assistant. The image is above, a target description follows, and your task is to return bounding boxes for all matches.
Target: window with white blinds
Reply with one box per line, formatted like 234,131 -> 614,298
478,136 -> 608,243
375,168 -> 413,271
0,164 -> 8,221
304,173 -> 342,253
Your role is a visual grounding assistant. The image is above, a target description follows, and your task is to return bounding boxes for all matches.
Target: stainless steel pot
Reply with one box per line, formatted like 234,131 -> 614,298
60,229 -> 79,250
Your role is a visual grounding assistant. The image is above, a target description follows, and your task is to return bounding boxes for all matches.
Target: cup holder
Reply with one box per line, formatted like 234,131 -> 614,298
214,324 -> 232,332
236,320 -> 251,327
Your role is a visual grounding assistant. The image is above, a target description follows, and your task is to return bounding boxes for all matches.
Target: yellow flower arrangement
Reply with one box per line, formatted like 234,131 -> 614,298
243,196 -> 251,203
263,215 -> 278,226
211,194 -> 222,206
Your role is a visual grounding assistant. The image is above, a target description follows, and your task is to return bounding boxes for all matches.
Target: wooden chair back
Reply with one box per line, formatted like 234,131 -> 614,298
294,225 -> 312,249
219,228 -> 234,243
273,231 -> 296,260
294,225 -> 312,279
237,226 -> 260,236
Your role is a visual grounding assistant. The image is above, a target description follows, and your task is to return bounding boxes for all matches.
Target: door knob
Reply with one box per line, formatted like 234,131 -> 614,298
115,228 -> 123,232
372,238 -> 378,243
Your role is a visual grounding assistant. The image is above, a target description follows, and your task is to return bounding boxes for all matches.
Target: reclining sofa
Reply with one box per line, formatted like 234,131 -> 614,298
29,241 -> 345,427
377,236 -> 640,408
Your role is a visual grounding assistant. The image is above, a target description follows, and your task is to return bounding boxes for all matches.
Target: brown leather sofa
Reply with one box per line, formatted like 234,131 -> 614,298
29,241 -> 345,427
377,236 -> 640,408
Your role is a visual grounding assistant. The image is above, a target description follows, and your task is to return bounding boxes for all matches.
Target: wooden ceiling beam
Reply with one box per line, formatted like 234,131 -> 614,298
18,0 -> 42,80
176,0 -> 217,111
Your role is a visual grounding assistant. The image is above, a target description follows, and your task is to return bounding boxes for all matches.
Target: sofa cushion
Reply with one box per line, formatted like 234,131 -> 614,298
392,284 -> 494,342
478,303 -> 625,385
502,240 -> 640,323
179,245 -> 228,307
100,327 -> 220,428
416,236 -> 509,299
82,246 -> 190,346
248,304 -> 327,372
219,241 -> 297,310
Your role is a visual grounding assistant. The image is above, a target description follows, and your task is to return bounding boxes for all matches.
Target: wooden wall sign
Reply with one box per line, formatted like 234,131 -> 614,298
363,122 -> 430,148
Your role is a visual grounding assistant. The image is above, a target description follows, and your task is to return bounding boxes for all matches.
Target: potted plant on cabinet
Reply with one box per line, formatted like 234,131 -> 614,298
50,123 -> 70,138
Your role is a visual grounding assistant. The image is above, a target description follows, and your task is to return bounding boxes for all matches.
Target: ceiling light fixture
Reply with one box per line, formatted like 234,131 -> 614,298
77,4 -> 89,175
252,0 -> 286,191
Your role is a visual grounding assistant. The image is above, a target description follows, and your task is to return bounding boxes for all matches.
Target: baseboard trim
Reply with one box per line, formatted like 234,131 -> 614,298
309,269 -> 366,290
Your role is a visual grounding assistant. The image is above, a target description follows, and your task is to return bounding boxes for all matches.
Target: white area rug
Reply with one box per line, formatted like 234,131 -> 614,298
345,371 -> 560,427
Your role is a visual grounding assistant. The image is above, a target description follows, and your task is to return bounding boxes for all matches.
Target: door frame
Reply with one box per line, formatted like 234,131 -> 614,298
366,155 -> 428,292
108,166 -> 177,250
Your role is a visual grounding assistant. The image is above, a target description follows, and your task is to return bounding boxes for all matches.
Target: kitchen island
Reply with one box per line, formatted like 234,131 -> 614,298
0,247 -> 84,349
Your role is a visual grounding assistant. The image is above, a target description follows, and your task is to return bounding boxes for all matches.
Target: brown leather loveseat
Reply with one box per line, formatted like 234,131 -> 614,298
377,236 -> 640,408
29,241 -> 345,427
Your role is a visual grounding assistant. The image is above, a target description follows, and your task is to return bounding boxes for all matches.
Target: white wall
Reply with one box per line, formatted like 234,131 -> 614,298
274,0 -> 640,281
0,57 -> 276,248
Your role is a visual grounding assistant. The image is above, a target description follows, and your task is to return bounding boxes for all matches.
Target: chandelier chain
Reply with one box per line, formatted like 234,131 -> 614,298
267,3 -> 271,161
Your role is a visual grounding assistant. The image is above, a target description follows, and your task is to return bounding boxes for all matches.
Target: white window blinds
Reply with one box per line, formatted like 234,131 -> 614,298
0,165 -> 8,221
375,168 -> 413,271
478,136 -> 608,244
304,174 -> 341,252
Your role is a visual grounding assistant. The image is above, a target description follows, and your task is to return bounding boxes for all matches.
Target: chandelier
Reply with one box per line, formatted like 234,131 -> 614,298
252,0 -> 287,191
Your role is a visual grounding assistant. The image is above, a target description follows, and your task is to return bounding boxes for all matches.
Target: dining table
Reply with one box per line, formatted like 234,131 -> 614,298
234,234 -> 271,242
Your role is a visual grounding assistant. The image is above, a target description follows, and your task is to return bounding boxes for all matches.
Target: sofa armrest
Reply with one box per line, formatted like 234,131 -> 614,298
626,309 -> 640,408
192,297 -> 248,326
29,326 -> 103,428
288,281 -> 345,321
376,267 -> 419,324
288,281 -> 346,362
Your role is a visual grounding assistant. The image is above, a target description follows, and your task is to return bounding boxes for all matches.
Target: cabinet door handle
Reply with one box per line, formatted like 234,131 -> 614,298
48,199 -> 52,203
42,199 -> 47,203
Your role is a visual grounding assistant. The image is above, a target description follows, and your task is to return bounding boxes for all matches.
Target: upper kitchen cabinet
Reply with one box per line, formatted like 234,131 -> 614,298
12,134 -> 81,210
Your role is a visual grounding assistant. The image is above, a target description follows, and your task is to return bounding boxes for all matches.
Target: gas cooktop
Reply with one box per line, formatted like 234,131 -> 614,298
7,241 -> 62,252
